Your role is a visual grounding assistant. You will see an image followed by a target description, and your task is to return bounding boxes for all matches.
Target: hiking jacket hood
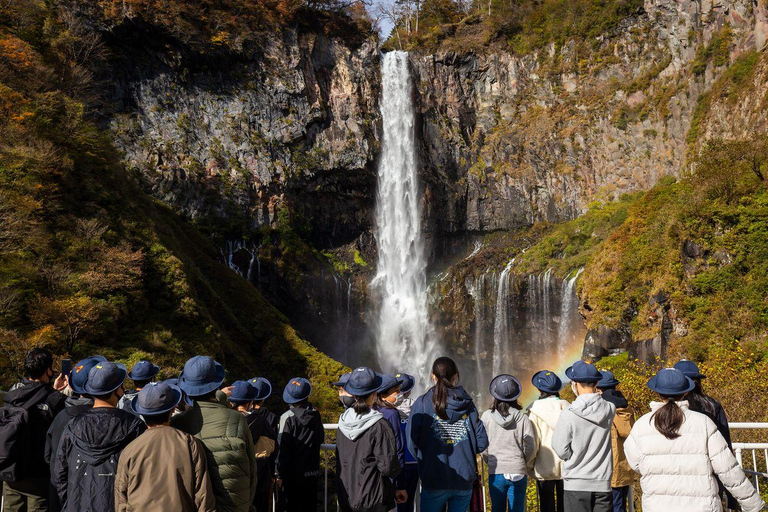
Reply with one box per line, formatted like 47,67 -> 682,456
5,379 -> 66,479
115,426 -> 215,512
527,396 -> 570,480
336,411 -> 400,511
171,400 -> 258,512
551,393 -> 615,492
53,407 -> 146,512
406,386 -> 488,491
625,401 -> 764,512
481,409 -> 537,476
338,408 -> 383,441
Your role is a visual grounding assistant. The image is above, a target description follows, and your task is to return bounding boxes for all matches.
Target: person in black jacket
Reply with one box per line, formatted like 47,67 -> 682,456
276,377 -> 325,512
53,362 -> 146,512
336,368 -> 402,512
674,359 -> 737,509
3,348 -> 67,512
248,377 -> 279,512
44,355 -> 106,512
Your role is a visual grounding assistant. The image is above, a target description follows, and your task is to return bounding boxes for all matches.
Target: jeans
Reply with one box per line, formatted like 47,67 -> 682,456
419,488 -> 473,512
396,464 -> 419,512
537,480 -> 564,512
489,474 -> 527,512
563,490 -> 612,512
611,486 -> 629,512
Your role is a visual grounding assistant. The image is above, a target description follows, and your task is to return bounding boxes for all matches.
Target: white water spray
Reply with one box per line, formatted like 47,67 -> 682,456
492,258 -> 515,376
372,52 -> 435,385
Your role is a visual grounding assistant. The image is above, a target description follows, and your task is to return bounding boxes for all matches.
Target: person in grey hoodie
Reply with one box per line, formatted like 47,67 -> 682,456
552,361 -> 615,512
336,367 -> 402,512
481,374 -> 537,512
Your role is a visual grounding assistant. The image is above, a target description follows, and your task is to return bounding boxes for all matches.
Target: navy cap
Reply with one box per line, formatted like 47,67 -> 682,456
248,377 -> 272,401
128,360 -> 160,381
597,370 -> 620,389
131,382 -> 182,416
164,377 -> 193,407
531,370 -> 563,394
178,356 -> 226,397
332,373 -> 351,387
674,360 -> 706,380
228,380 -> 257,403
490,374 -> 522,402
378,374 -> 404,394
565,361 -> 603,383
70,356 -> 107,395
84,362 -> 127,395
647,368 -> 695,396
395,373 -> 415,394
344,367 -> 383,397
283,377 -> 312,404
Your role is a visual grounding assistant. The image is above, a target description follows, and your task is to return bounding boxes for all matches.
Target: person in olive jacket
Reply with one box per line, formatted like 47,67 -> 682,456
171,356 -> 258,512
336,367 -> 402,512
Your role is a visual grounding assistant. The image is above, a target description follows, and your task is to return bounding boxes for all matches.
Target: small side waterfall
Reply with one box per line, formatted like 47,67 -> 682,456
372,51 -> 435,385
468,264 -> 585,405
222,240 -> 261,288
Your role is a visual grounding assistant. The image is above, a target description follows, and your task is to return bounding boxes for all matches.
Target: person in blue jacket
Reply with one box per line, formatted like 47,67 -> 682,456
407,357 -> 489,512
376,374 -> 408,504
394,373 -> 418,512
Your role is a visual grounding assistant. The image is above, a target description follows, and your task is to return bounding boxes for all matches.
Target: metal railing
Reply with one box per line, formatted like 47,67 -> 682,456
315,423 -> 768,512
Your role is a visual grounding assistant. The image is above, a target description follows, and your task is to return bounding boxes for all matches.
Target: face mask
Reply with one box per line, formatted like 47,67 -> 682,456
340,395 -> 356,409
394,393 -> 405,406
571,381 -> 578,397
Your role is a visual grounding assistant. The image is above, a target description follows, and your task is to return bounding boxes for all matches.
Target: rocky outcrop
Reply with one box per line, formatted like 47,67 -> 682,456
411,0 -> 764,251
109,27 -> 381,248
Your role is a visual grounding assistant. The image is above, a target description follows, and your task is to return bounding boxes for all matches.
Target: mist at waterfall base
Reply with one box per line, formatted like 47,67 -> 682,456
371,51 -> 437,390
460,267 -> 587,408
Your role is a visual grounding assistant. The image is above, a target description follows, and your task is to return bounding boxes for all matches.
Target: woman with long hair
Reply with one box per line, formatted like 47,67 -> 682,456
406,357 -> 488,512
624,368 -> 763,512
481,374 -> 537,512
336,367 -> 402,512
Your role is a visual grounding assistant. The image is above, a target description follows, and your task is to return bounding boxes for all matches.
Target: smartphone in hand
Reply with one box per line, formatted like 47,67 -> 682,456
61,358 -> 72,379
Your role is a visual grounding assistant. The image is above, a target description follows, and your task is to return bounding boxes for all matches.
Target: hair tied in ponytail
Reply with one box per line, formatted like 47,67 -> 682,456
431,357 -> 459,421
652,396 -> 685,440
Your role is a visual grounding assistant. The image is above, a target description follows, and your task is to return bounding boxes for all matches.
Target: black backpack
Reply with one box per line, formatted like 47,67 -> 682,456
0,386 -> 50,481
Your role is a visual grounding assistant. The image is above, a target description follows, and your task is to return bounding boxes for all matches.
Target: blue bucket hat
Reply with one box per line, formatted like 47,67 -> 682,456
128,360 -> 160,381
84,362 -> 127,395
228,380 -> 257,403
378,374 -> 404,394
647,368 -> 695,395
395,373 -> 415,394
70,355 -> 107,395
283,377 -> 312,404
531,370 -> 563,394
248,377 -> 272,401
332,373 -> 351,387
178,356 -> 226,397
597,370 -> 620,389
490,374 -> 522,402
344,367 -> 383,397
565,361 -> 603,383
674,360 -> 706,380
164,377 -> 193,407
131,382 -> 182,416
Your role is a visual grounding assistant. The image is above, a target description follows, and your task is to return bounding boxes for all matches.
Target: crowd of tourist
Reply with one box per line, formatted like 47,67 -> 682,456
0,348 -> 764,512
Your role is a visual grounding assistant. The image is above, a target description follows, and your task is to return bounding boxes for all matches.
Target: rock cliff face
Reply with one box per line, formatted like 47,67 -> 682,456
412,0 -> 766,249
89,0 -> 766,367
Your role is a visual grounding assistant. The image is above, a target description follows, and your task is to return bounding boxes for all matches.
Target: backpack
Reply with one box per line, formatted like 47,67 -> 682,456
0,386 -> 50,481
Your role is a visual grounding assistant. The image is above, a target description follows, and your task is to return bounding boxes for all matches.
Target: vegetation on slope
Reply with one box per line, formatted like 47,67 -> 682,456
0,0 -> 345,418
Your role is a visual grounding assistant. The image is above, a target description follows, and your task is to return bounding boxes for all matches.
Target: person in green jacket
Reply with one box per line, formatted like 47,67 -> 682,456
171,356 -> 258,512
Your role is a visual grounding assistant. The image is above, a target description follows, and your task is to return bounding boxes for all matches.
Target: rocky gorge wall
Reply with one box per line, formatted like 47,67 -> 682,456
84,0 -> 768,368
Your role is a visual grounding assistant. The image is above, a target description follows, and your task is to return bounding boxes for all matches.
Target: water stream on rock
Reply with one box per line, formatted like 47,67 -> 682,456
372,51 -> 436,388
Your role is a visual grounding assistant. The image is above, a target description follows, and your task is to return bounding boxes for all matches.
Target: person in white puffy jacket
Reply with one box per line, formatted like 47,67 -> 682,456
624,368 -> 764,512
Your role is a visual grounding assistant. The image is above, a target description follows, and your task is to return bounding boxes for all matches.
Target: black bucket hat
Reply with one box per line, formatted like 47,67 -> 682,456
344,367 -> 383,397
565,361 -> 603,383
489,374 -> 522,402
531,370 -> 563,394
647,368 -> 695,395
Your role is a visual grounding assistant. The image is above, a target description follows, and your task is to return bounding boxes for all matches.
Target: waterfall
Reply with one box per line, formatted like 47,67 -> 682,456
492,259 -> 515,376
558,268 -> 584,363
372,51 -> 435,385
472,271 -> 486,396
